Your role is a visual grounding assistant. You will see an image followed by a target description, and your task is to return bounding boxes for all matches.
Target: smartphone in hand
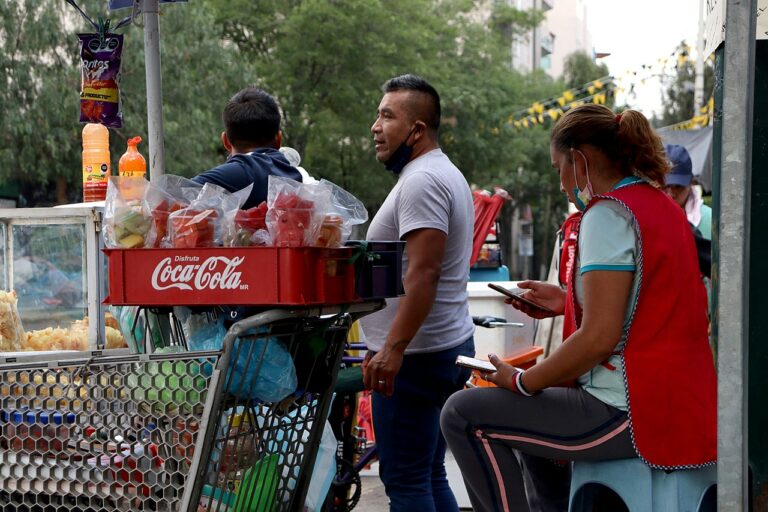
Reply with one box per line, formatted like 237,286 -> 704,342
487,283 -> 555,314
456,355 -> 497,373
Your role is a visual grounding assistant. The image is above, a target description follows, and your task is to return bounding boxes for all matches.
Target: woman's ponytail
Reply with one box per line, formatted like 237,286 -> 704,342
551,105 -> 670,186
615,110 -> 670,186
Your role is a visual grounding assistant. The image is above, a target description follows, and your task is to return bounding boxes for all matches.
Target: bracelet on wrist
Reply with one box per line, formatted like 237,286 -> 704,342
515,371 -> 535,397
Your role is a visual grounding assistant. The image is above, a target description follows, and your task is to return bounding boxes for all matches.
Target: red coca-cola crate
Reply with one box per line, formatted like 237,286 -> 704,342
103,247 -> 357,306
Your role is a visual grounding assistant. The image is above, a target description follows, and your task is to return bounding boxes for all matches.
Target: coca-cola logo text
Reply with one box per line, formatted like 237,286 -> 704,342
151,256 -> 246,291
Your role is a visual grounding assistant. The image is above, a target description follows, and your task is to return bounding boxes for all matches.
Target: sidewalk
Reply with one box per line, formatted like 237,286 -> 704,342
354,450 -> 472,511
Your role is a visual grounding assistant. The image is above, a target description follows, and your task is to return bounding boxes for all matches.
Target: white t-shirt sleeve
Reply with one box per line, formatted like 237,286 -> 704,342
579,201 -> 637,274
395,171 -> 451,238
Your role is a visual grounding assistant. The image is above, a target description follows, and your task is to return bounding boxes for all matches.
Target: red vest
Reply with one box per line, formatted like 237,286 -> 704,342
565,182 -> 716,468
559,212 -> 581,341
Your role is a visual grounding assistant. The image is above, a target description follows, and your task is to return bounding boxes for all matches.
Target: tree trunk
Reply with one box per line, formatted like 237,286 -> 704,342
56,176 -> 68,205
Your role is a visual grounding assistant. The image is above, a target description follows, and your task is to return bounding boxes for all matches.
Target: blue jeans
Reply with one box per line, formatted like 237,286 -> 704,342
372,337 -> 474,512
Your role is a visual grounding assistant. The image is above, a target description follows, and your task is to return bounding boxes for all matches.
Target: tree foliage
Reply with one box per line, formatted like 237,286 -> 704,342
562,50 -> 609,88
1,0 -> 603,275
657,41 -> 714,127
0,0 -> 249,204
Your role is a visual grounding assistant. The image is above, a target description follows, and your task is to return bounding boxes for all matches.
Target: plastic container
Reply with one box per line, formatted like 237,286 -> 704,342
198,485 -> 235,511
118,136 -> 146,179
346,240 -> 405,299
469,346 -> 543,388
1,409 -> 76,454
103,246 -> 357,306
82,123 -> 111,202
219,412 -> 259,476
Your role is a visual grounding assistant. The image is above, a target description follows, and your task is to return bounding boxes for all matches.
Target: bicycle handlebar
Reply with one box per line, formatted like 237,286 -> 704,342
472,315 -> 524,328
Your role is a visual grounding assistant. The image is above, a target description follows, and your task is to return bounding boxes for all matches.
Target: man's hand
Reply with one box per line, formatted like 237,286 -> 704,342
362,345 -> 405,397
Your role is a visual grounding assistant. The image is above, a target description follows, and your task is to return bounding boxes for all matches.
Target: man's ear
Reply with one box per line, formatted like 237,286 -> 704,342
221,131 -> 234,154
274,130 -> 282,149
413,121 -> 427,143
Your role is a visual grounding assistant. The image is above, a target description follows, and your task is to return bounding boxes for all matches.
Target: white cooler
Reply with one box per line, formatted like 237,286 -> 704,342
466,281 -> 536,358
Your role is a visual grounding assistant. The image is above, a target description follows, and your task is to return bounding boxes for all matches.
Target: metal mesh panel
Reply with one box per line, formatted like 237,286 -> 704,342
0,352 -> 217,511
189,316 -> 349,512
0,303 -> 379,512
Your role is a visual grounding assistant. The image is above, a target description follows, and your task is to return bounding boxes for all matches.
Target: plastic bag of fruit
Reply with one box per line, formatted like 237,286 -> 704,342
224,200 -> 270,247
266,176 -> 323,247
314,179 -> 368,247
103,177 -> 151,248
144,175 -> 203,248
266,176 -> 367,248
168,183 -> 252,248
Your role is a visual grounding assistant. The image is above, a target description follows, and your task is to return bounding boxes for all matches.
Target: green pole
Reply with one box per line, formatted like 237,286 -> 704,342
748,39 -> 768,509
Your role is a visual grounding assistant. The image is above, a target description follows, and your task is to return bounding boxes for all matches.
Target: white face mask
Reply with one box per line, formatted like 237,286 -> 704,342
571,149 -> 594,210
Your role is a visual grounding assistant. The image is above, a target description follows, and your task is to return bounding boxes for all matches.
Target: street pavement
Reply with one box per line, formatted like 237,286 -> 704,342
353,451 -> 472,511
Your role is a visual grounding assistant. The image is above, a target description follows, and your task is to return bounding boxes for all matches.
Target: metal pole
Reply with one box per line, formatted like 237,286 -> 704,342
694,0 -> 706,109
143,0 -> 165,179
718,0 -> 756,509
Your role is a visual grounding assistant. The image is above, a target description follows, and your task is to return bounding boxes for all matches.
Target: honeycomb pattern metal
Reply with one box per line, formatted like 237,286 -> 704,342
0,352 -> 215,511
0,313 -> 351,512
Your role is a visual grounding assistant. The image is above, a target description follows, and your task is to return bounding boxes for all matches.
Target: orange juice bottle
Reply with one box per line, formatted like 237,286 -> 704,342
118,136 -> 147,179
82,123 -> 111,202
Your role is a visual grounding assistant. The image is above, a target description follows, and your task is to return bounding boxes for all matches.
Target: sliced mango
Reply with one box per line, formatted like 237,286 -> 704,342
118,233 -> 145,248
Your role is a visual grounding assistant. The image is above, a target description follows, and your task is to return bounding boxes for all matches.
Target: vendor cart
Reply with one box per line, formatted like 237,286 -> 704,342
0,299 -> 383,511
0,206 -> 396,510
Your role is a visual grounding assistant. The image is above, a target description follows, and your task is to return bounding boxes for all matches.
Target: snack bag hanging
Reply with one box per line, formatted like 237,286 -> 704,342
78,33 -> 124,128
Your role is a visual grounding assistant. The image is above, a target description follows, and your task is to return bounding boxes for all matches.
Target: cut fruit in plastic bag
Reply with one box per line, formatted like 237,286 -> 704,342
103,177 -> 151,248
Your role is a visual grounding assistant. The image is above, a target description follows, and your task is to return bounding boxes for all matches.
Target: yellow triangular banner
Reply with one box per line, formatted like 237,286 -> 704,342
547,108 -> 560,121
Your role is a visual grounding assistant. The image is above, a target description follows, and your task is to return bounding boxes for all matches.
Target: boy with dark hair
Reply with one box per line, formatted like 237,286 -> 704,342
193,87 -> 302,209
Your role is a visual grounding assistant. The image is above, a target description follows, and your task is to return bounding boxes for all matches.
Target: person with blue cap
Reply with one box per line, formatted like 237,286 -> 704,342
663,144 -> 712,240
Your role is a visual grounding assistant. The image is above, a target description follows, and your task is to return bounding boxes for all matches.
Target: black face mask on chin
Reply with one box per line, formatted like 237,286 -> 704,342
383,126 -> 417,175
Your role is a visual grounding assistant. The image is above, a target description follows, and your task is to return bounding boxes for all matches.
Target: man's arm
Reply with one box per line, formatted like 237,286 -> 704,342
362,227 -> 447,396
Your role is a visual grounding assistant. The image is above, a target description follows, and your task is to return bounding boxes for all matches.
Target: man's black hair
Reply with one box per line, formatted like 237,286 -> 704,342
382,74 -> 441,130
223,87 -> 281,149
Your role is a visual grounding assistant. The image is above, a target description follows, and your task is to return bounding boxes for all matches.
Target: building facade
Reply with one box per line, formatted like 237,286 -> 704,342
508,0 -> 594,78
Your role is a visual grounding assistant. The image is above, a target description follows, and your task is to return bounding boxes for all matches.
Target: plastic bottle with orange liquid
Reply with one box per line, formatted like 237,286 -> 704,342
82,123 -> 111,202
118,136 -> 147,179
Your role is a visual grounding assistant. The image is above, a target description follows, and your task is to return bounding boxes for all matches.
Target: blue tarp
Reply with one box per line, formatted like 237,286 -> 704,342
658,126 -> 714,193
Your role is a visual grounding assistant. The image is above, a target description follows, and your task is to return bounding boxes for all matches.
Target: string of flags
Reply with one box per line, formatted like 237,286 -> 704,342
663,96 -> 715,131
614,41 -> 714,103
510,76 -> 616,129
507,40 -> 714,132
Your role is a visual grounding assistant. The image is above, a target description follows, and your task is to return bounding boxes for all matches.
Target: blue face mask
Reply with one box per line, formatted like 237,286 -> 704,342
384,126 -> 417,175
571,149 -> 593,211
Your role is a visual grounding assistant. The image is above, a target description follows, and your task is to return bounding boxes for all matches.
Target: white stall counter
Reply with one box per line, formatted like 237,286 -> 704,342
467,281 -> 537,359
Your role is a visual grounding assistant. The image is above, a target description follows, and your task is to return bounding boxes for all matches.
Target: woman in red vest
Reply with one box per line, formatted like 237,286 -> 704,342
441,104 -> 716,512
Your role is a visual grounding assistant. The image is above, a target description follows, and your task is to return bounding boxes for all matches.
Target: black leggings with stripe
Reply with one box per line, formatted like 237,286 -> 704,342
440,386 -> 636,512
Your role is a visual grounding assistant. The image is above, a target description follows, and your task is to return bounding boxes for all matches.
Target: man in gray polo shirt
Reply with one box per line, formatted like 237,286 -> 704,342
361,74 -> 475,512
